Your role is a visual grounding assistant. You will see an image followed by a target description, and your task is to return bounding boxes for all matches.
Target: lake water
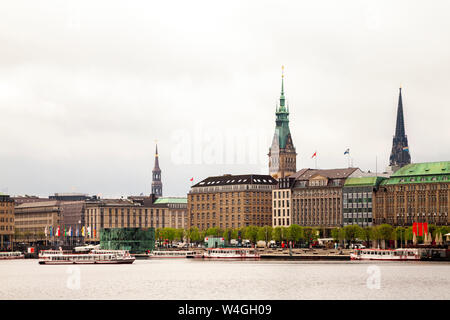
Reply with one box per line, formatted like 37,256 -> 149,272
0,259 -> 449,300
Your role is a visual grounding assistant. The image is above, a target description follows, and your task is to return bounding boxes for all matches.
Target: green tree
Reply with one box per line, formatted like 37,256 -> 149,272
245,226 -> 259,244
375,224 -> 394,248
273,226 -> 283,243
257,226 -> 273,243
361,227 -> 372,246
189,227 -> 201,243
343,225 -> 363,244
303,227 -> 316,244
287,224 -> 304,244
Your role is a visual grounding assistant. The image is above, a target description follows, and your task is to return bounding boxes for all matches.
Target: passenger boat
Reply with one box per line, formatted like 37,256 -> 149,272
350,248 -> 421,261
38,249 -> 135,265
148,250 -> 201,259
201,248 -> 260,260
0,251 -> 25,260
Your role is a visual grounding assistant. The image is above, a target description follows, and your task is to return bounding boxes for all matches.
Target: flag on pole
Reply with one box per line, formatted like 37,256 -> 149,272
69,227 -> 72,237
76,227 -> 79,237
49,226 -> 53,237
311,151 -> 317,158
45,226 -> 48,237
402,146 -> 409,152
93,227 -> 96,238
82,226 -> 85,237
344,148 -> 350,155
56,226 -> 60,237
190,177 -> 194,182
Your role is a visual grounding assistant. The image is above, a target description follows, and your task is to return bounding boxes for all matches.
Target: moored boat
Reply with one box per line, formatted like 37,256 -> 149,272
0,251 -> 24,260
38,248 -> 135,265
148,250 -> 201,259
202,248 -> 260,260
350,248 -> 420,261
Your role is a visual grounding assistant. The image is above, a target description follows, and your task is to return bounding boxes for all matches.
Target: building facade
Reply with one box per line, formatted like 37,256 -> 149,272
84,196 -> 187,242
374,162 -> 449,226
343,176 -> 387,228
0,193 -> 14,249
188,174 -> 277,230
268,67 -> 297,179
388,87 -> 411,172
14,201 -> 62,243
274,168 -> 363,233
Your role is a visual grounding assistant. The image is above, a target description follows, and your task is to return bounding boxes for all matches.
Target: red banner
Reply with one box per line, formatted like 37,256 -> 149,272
413,222 -> 428,236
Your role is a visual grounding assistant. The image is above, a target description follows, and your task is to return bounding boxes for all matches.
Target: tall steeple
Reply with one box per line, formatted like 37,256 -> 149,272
268,66 -> 297,179
389,86 -> 411,170
151,143 -> 162,197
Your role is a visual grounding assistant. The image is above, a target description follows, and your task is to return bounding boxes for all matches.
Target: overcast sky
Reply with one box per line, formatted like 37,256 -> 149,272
0,0 -> 449,198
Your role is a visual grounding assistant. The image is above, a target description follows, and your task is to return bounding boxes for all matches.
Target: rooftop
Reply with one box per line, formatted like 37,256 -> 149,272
391,161 -> 450,177
290,168 -> 359,180
192,174 -> 278,188
344,176 -> 387,187
153,197 -> 187,204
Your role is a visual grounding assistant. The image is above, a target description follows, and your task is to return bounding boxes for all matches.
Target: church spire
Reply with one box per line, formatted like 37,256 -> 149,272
151,142 -> 162,197
389,86 -> 411,170
395,86 -> 405,137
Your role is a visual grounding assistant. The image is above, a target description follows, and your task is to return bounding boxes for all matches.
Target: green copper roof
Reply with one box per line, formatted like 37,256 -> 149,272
274,68 -> 291,149
153,197 -> 187,204
344,176 -> 387,187
391,161 -> 450,177
380,161 -> 450,186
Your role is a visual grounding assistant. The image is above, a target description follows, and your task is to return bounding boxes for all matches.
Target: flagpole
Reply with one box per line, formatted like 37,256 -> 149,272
315,153 -> 317,169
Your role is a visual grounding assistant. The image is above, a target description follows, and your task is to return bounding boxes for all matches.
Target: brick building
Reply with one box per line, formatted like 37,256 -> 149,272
273,168 -> 364,233
188,174 -> 277,230
84,196 -> 187,242
0,193 -> 14,249
374,161 -> 449,226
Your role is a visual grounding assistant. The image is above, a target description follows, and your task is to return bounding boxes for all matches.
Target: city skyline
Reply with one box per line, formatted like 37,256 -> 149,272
1,1 -> 449,198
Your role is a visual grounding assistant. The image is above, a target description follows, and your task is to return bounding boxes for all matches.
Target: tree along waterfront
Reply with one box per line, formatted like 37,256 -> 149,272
155,224 -> 450,249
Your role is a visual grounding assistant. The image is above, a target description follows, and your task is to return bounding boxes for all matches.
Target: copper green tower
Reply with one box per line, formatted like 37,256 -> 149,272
268,66 -> 297,179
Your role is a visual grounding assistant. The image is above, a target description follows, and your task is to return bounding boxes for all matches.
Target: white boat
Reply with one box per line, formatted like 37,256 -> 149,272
148,250 -> 200,259
0,251 -> 24,260
202,248 -> 261,260
38,249 -> 135,265
350,248 -> 421,261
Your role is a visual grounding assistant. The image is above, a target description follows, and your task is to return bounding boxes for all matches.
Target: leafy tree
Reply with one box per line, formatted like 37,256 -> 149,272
231,229 -> 239,240
303,227 -> 316,243
257,226 -> 273,243
245,226 -> 259,244
273,226 -> 283,242
343,225 -> 363,243
223,228 -> 233,242
189,227 -> 201,243
287,224 -> 304,243
361,227 -> 372,245
175,228 -> 185,242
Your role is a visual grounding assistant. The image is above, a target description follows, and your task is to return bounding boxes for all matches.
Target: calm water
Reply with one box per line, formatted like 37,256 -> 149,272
0,259 -> 449,300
